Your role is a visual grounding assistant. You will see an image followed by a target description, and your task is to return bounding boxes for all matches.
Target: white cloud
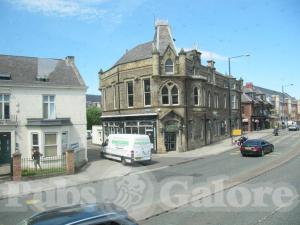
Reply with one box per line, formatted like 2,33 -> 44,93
7,0 -> 143,23
201,50 -> 227,61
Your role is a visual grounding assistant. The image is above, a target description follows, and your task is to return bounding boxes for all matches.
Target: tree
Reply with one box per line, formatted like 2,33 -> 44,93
86,106 -> 101,130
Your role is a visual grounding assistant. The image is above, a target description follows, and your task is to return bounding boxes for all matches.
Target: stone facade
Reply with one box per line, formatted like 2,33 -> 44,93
99,21 -> 242,153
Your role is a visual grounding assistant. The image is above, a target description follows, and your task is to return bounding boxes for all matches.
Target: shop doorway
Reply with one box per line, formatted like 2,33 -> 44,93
164,132 -> 176,151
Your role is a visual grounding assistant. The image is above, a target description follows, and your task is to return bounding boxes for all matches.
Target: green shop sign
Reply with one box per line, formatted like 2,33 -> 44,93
165,122 -> 179,132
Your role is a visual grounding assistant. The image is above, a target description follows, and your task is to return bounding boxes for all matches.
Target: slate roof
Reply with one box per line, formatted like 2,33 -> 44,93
253,85 -> 293,100
0,54 -> 86,88
113,20 -> 177,67
242,93 -> 253,103
113,42 -> 153,66
86,94 -> 101,102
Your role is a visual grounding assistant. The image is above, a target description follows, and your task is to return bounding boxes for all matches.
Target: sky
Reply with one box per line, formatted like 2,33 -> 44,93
0,0 -> 300,98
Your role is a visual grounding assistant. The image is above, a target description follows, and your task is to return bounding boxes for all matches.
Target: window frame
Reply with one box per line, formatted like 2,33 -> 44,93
0,94 -> 10,120
113,85 -> 117,109
165,58 -> 174,74
143,78 -> 151,107
161,86 -> 169,105
126,80 -> 134,108
31,133 -> 40,151
171,85 -> 179,105
194,87 -> 199,106
43,95 -> 56,119
44,133 -> 58,157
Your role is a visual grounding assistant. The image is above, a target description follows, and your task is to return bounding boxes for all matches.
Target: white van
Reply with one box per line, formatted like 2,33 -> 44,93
100,134 -> 152,165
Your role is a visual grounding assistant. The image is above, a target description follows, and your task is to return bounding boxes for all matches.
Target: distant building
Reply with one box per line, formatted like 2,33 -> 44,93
242,82 -> 300,128
242,83 -> 273,131
86,94 -> 101,108
0,54 -> 87,167
99,20 -> 243,153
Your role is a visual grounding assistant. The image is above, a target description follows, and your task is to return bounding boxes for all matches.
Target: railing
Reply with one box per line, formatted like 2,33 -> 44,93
21,155 -> 66,178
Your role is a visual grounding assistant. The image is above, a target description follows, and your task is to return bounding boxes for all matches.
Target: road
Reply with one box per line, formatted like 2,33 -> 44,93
0,130 -> 299,224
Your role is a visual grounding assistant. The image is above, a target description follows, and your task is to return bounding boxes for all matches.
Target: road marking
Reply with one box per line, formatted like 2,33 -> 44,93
26,198 -> 45,212
25,199 -> 40,205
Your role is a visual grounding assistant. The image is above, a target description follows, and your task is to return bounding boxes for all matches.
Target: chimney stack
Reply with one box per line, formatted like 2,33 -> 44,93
65,56 -> 75,65
207,60 -> 215,69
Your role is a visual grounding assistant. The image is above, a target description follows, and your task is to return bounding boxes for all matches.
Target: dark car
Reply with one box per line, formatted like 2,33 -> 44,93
17,203 -> 138,225
240,139 -> 274,157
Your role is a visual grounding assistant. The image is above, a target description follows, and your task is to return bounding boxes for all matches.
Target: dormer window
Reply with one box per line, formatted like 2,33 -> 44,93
165,58 -> 174,74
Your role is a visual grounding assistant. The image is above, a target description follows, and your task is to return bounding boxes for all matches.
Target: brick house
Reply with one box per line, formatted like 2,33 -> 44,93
99,20 -> 243,153
242,84 -> 273,131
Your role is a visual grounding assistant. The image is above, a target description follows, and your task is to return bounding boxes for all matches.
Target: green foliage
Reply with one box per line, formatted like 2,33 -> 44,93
87,106 -> 102,130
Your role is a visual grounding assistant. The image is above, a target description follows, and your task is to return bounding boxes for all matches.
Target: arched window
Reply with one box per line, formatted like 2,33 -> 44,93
162,86 -> 169,104
194,87 -> 199,105
161,83 -> 179,105
165,58 -> 174,74
171,86 -> 179,104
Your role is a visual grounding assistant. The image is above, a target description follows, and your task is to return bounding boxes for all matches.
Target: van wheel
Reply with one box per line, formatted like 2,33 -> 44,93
121,157 -> 127,166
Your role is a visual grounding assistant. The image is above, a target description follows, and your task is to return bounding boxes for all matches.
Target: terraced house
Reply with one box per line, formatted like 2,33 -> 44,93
99,20 -> 243,153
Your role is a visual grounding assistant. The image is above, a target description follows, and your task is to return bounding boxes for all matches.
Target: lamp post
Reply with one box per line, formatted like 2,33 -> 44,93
228,54 -> 250,138
281,83 -> 293,128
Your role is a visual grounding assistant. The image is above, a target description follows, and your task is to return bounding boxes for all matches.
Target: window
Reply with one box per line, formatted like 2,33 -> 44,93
31,133 -> 39,150
113,85 -> 117,109
231,95 -> 237,109
143,79 -> 151,106
44,133 -> 57,157
162,86 -> 169,104
0,94 -> 10,120
194,87 -> 199,106
224,94 -> 227,109
165,58 -> 174,74
171,86 -> 179,105
127,81 -> 134,107
43,95 -> 55,119
208,91 -> 211,108
214,93 -> 219,108
61,131 -> 68,152
161,83 -> 179,105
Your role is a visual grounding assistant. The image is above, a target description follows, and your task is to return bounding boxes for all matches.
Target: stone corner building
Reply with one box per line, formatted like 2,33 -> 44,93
99,20 -> 243,153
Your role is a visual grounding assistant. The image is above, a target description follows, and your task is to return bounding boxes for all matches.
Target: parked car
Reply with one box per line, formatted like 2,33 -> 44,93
288,125 -> 299,131
101,134 -> 152,165
17,203 -> 138,225
240,139 -> 274,157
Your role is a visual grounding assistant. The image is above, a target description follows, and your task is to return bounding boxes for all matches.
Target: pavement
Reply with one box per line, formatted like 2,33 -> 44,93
0,129 -> 275,199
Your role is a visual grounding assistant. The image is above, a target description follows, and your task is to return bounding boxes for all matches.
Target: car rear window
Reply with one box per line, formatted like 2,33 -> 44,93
243,140 -> 261,146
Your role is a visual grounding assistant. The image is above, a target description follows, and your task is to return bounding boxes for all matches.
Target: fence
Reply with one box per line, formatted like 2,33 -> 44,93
21,155 -> 66,178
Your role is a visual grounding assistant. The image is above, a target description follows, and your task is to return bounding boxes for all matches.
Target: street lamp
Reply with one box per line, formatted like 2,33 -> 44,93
228,54 -> 250,138
281,83 -> 294,127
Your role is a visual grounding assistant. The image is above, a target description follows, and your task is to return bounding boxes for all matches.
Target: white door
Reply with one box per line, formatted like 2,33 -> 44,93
61,132 -> 68,153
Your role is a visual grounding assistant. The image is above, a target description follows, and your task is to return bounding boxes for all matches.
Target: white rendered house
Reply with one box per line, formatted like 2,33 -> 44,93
0,54 -> 87,165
